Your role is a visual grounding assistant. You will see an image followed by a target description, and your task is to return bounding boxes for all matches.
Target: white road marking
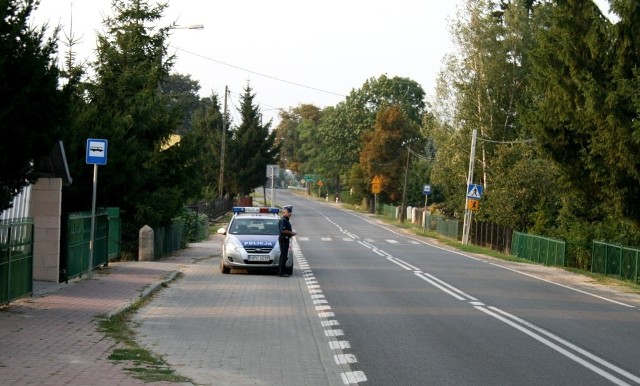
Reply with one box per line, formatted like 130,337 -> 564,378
291,238 -> 367,384
334,354 -> 358,364
387,257 -> 416,271
477,306 -> 637,385
386,239 -> 399,244
329,341 -> 351,349
324,329 -> 345,337
341,371 -> 368,384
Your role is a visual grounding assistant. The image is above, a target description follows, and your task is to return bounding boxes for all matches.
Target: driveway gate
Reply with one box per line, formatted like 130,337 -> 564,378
0,218 -> 34,305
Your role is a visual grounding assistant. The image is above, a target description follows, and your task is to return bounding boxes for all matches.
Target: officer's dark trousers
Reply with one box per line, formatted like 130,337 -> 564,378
278,238 -> 289,275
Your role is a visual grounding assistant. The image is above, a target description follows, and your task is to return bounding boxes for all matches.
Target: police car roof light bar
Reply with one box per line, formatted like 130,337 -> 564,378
232,207 -> 279,214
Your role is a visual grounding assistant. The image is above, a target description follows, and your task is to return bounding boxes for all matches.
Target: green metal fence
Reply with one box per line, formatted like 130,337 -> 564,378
380,204 -> 397,218
592,241 -> 640,284
0,218 -> 34,305
66,210 -> 109,279
106,207 -> 121,260
154,221 -> 185,260
511,231 -> 566,266
435,216 -> 460,239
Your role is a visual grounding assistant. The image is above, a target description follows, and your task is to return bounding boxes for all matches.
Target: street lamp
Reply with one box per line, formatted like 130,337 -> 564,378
172,24 -> 204,30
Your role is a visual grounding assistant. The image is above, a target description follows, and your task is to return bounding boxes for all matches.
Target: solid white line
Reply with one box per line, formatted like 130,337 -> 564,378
476,306 -> 632,386
421,272 -> 478,301
489,306 -> 640,384
489,263 -> 636,308
358,241 -> 373,249
415,272 -> 466,301
387,257 -> 414,271
342,208 -> 636,309
373,249 -> 385,257
391,258 -> 420,271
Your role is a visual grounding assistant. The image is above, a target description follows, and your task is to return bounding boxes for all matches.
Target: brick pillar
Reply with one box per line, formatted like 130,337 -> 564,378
32,178 -> 62,282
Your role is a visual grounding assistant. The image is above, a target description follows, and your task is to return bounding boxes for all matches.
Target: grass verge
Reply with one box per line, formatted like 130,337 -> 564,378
97,284 -> 192,384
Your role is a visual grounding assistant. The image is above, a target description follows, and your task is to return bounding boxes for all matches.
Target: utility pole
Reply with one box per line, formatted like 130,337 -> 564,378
462,129 -> 478,244
219,86 -> 228,198
399,146 -> 411,223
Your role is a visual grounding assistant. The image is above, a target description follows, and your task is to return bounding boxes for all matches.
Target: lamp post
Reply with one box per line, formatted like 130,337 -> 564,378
172,24 -> 204,30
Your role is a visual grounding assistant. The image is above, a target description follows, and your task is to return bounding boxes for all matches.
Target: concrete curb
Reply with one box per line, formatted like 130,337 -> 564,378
105,270 -> 181,319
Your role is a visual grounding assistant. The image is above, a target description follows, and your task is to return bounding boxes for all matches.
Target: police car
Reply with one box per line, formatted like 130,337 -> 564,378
217,207 -> 293,275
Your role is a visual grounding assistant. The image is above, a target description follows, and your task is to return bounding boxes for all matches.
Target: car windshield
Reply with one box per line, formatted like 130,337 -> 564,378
230,218 -> 280,235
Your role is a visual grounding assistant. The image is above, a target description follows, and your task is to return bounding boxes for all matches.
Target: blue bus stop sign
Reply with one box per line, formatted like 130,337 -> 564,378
86,139 -> 108,165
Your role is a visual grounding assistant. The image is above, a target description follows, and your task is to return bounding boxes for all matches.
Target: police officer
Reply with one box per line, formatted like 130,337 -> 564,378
278,205 -> 296,277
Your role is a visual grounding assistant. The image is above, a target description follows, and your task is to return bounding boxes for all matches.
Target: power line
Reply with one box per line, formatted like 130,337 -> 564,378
477,137 -> 535,144
173,46 -> 347,98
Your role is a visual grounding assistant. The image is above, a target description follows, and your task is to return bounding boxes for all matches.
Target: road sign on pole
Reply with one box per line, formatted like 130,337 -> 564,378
372,175 -> 381,194
86,138 -> 108,165
85,138 -> 108,279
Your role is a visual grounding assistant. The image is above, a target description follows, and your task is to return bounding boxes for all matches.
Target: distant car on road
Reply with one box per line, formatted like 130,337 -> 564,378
217,207 -> 293,275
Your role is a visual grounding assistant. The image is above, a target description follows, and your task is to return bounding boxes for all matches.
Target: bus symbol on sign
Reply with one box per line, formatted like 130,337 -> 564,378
86,139 -> 108,165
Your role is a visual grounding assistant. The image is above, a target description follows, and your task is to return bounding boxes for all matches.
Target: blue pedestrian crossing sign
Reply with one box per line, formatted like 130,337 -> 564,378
467,184 -> 483,199
86,139 -> 108,165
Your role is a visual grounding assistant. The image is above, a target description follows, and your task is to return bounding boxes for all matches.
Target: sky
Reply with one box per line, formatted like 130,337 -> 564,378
32,0 -> 613,126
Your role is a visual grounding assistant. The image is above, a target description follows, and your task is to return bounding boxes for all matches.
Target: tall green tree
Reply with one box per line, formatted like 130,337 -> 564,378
227,85 -> 279,196
520,0 -> 640,253
359,105 -> 418,203
0,0 -> 65,211
430,0 -> 538,219
64,0 -> 199,251
319,75 -> 426,199
275,104 -> 321,175
161,73 -> 201,135
191,93 -> 225,199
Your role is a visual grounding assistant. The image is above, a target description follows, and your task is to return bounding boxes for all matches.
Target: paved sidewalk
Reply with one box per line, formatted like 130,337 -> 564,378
0,237 -> 221,385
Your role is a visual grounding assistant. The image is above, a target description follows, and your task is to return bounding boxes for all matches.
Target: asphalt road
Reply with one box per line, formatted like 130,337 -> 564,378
135,190 -> 640,385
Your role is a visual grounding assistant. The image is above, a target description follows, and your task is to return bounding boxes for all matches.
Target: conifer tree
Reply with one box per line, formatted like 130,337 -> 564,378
0,0 -> 64,211
227,85 -> 279,196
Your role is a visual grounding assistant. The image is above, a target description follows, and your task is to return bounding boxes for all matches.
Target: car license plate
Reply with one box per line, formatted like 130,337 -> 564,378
248,255 -> 270,262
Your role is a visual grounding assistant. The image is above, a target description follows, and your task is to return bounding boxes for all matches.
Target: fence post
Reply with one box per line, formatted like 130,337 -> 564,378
139,225 -> 154,261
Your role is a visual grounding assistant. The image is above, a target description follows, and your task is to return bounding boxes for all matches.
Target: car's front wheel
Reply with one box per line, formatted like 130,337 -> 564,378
220,259 -> 230,274
285,261 -> 293,275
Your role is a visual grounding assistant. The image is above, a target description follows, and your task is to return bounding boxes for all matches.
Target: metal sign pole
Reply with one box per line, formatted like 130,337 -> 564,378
462,129 -> 477,244
271,166 -> 276,205
88,164 -> 98,279
86,138 -> 108,279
